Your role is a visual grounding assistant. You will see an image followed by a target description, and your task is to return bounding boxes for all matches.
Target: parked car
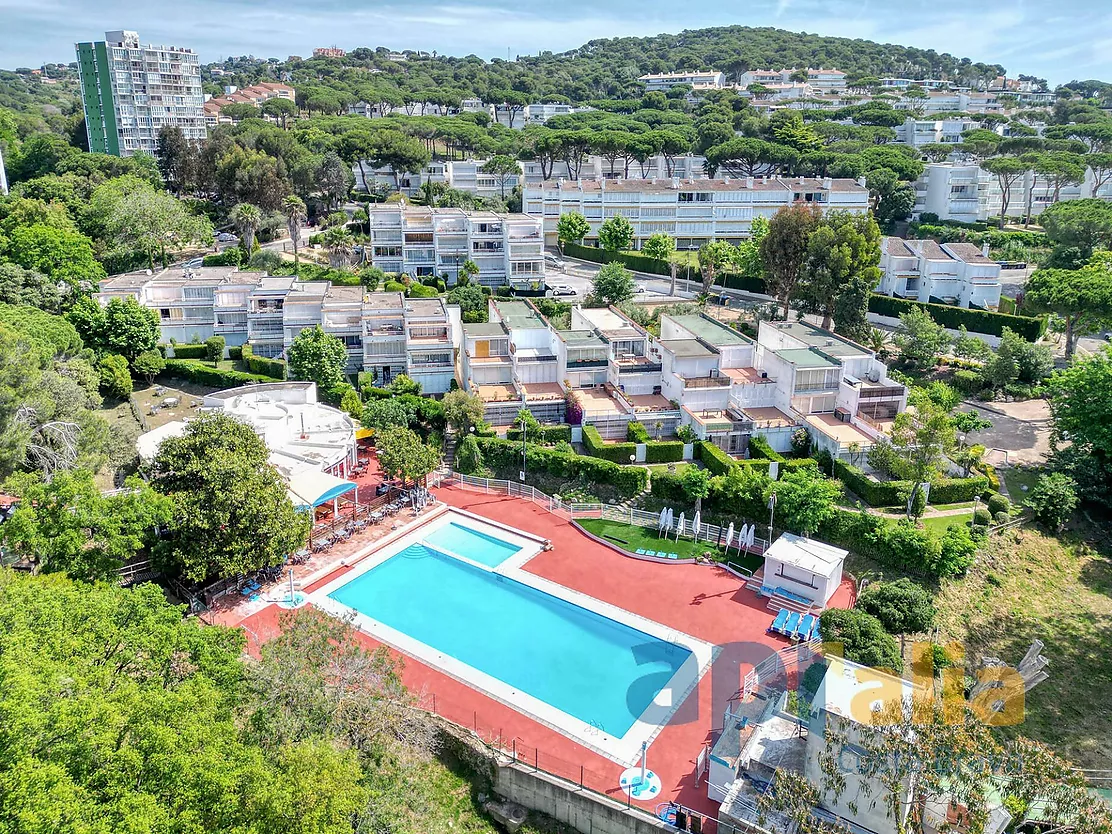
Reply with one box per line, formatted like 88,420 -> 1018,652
544,253 -> 567,269
216,232 -> 238,243
548,286 -> 577,298
183,257 -> 204,268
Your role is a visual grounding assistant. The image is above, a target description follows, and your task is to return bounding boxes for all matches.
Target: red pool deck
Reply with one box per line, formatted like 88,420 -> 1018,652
231,484 -> 854,820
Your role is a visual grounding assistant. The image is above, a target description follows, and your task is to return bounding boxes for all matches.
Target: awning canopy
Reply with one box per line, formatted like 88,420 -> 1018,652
286,469 -> 358,510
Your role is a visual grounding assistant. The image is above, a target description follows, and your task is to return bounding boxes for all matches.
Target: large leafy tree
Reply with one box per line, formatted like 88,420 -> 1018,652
696,239 -> 736,294
982,156 -> 1029,228
818,608 -> 902,670
893,306 -> 949,367
766,466 -> 839,536
640,232 -> 676,264
597,215 -> 634,253
103,296 -> 160,363
556,211 -> 590,252
479,154 -> 520,198
1046,347 -> 1112,508
1,223 -> 106,288
797,210 -> 881,334
287,325 -> 348,390
105,185 -> 214,269
0,572 -> 370,832
149,413 -> 310,581
375,426 -> 440,486
590,261 -> 635,305
1040,198 -> 1112,266
1,470 -> 171,581
1024,253 -> 1112,359
761,203 -> 820,317
854,578 -> 936,634
441,388 -> 484,434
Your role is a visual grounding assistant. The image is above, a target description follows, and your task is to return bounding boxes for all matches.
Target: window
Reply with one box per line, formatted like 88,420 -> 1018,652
678,192 -> 712,203
374,246 -> 401,258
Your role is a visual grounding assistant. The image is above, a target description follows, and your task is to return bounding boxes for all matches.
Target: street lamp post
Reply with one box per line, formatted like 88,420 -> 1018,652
520,412 -> 527,483
767,492 -> 777,547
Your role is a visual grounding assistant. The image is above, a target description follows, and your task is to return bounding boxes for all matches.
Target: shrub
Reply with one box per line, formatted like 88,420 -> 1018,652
475,437 -> 646,496
928,476 -> 989,504
161,359 -> 274,388
833,459 -> 987,507
818,608 -> 903,672
98,354 -> 133,399
936,524 -> 977,575
817,511 -> 958,578
650,471 -> 688,502
626,421 -> 650,443
227,346 -> 243,361
986,493 -> 1010,516
790,428 -> 811,457
856,578 -> 937,634
455,434 -> 483,474
644,441 -> 684,463
973,507 -> 992,526
675,424 -> 697,444
1025,473 -> 1078,531
383,280 -> 407,292
582,424 -> 637,464
204,335 -> 225,364
201,249 -> 243,267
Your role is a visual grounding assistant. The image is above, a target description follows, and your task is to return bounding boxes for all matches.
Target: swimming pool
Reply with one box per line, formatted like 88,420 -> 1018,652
312,509 -> 714,763
329,543 -> 691,737
422,520 -> 521,568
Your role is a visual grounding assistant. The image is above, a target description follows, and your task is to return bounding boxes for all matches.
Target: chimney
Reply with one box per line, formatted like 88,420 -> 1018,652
672,176 -> 680,189
723,176 -> 730,184
857,175 -> 867,187
981,241 -> 990,257
746,176 -> 754,188
600,178 -> 606,191
823,176 -> 832,189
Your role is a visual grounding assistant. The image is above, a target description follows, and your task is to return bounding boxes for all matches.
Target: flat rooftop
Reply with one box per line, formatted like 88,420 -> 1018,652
532,177 -> 867,195
404,298 -> 448,317
657,339 -> 717,359
571,387 -> 626,417
365,291 -> 405,310
667,314 -> 752,347
575,307 -> 641,340
463,322 -> 508,337
805,413 -> 875,445
742,407 -> 797,428
492,299 -> 547,330
775,348 -> 841,369
559,329 -> 607,349
767,321 -> 870,359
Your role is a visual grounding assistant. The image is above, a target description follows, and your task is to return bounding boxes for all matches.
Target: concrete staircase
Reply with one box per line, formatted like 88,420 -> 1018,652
745,567 -> 818,614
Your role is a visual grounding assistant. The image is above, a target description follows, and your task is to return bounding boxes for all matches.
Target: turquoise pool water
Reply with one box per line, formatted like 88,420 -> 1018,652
422,521 -> 522,568
329,543 -> 692,736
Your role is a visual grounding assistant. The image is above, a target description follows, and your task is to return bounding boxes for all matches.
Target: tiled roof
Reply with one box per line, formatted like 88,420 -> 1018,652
944,243 -> 995,264
532,177 -> 866,194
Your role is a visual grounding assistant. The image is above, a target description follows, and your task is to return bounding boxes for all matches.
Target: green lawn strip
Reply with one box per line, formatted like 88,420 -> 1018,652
919,512 -> 974,537
646,462 -> 696,477
577,517 -> 762,573
1002,466 -> 1044,500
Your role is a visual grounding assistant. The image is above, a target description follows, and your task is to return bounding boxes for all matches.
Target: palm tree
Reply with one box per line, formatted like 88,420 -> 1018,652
321,225 -> 354,270
867,327 -> 892,358
282,195 -> 307,273
230,203 -> 263,255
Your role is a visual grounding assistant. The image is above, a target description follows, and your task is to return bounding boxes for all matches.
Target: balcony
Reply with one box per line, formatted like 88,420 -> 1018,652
683,375 -> 730,389
857,385 -> 906,400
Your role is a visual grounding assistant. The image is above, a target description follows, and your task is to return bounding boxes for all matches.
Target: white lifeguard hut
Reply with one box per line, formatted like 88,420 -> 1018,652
761,532 -> 847,607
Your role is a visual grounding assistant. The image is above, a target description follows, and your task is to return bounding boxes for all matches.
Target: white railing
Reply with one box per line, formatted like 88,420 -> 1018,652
439,473 -> 768,555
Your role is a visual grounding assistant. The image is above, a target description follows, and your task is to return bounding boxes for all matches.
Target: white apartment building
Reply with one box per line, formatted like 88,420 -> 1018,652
739,68 -> 847,92
879,238 -> 1002,309
494,102 -> 589,129
913,162 -> 1112,223
75,30 -> 205,156
879,77 -> 951,90
639,71 -> 726,92
96,267 -> 461,391
896,116 -> 984,149
365,205 -> 544,290
522,153 -> 708,185
900,90 -> 1002,115
524,177 -> 870,250
656,315 -> 907,459
353,158 -> 521,200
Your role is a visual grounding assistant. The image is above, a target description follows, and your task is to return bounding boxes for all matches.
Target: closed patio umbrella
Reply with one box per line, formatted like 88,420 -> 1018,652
658,507 -> 668,534
675,512 -> 686,541
665,507 -> 674,533
692,510 -> 701,543
725,522 -> 735,555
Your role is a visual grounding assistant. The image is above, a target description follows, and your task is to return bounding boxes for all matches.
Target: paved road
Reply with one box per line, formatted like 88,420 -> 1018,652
545,253 -> 697,303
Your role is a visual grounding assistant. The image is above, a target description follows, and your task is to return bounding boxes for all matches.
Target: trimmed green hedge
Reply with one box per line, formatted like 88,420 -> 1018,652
582,425 -> 637,464
644,441 -> 685,463
506,424 -> 573,445
627,421 -> 650,443
698,440 -> 737,475
241,344 -> 287,379
562,241 -> 672,277
161,359 -> 275,388
816,509 -> 972,578
834,459 -> 990,507
475,437 -> 646,496
867,294 -> 1045,341
228,346 -> 242,360
169,344 -> 208,360
748,436 -> 786,462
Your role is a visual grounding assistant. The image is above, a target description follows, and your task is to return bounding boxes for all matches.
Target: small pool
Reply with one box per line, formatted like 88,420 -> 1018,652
422,520 -> 522,567
327,542 -> 693,737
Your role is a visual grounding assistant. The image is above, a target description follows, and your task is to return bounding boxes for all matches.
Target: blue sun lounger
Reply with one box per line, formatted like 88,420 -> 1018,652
769,608 -> 789,634
796,613 -> 816,641
783,611 -> 802,638
810,622 -> 822,642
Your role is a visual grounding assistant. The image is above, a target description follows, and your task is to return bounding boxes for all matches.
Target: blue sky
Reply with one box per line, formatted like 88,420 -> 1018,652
3,0 -> 1109,85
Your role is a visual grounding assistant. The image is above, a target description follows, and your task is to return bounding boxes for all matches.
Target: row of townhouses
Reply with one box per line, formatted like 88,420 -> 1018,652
346,98 -> 589,129
461,299 -> 907,459
878,238 -> 1002,309
913,161 -> 1112,224
95,267 -> 461,394
522,176 -> 871,249
203,82 -> 295,126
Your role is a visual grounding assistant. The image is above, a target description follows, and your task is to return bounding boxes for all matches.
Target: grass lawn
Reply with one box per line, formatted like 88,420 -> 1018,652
1003,466 -> 1044,500
919,512 -> 974,537
577,517 -> 763,574
933,523 -> 1112,769
647,462 -> 697,477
